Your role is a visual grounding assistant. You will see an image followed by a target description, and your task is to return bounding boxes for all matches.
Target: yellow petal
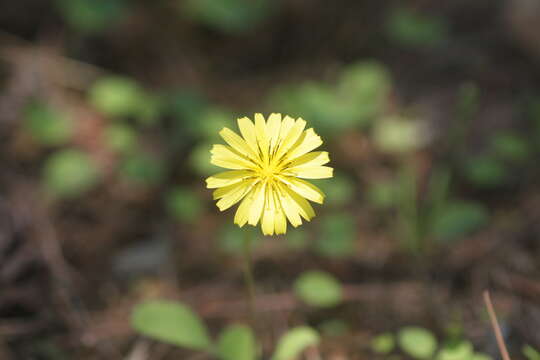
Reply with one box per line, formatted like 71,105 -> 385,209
277,185 -> 302,227
234,190 -> 256,227
248,182 -> 266,226
219,127 -> 260,163
237,117 -> 258,154
272,189 -> 287,234
278,176 -> 325,204
211,144 -> 256,170
261,186 -> 275,235
274,117 -> 306,161
289,151 -> 330,168
267,113 -> 282,154
280,183 -> 315,221
285,166 -> 333,179
206,170 -> 253,189
254,113 -> 269,163
285,128 -> 323,162
215,179 -> 256,211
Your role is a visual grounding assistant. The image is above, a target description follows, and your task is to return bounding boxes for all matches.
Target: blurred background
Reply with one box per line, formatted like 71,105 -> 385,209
2,0 -> 540,359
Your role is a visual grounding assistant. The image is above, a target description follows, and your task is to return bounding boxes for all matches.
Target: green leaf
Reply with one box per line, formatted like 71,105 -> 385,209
386,7 -> 448,47
471,353 -> 493,360
217,324 -> 257,360
272,326 -> 320,360
104,123 -> 137,153
43,149 -> 98,197
367,180 -> 396,208
431,201 -> 489,241
120,152 -> 165,186
315,213 -> 356,258
338,61 -> 391,123
131,301 -> 212,350
318,319 -> 349,337
373,116 -> 426,154
294,270 -> 343,308
190,142 -> 221,176
165,187 -> 204,223
89,76 -> 144,118
24,101 -> 72,145
491,132 -> 531,162
312,172 -> 355,207
183,0 -> 273,34
219,224 -> 261,254
56,0 -> 127,33
371,333 -> 396,354
397,327 -> 437,360
523,345 -> 540,360
463,156 -> 508,188
285,229 -> 308,250
436,341 -> 473,360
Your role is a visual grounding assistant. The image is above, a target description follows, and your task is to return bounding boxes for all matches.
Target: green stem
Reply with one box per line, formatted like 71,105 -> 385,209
242,231 -> 256,323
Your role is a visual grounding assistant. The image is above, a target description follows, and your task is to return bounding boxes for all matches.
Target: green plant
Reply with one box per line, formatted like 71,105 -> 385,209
131,300 -> 320,360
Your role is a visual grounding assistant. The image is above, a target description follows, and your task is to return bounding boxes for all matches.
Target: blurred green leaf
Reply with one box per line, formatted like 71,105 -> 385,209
318,319 -> 349,337
373,116 -> 426,154
217,324 -> 257,360
397,327 -> 437,360
104,123 -> 137,153
523,345 -> 540,360
312,172 -> 355,207
219,224 -> 261,254
463,155 -> 508,188
120,152 -> 165,185
131,301 -> 212,350
191,143 -> 221,176
24,101 -> 72,146
183,0 -> 273,34
194,108 -> 235,140
386,7 -> 448,47
315,213 -> 356,257
56,0 -> 127,33
294,270 -> 342,308
338,61 -> 391,123
165,187 -> 204,223
491,132 -> 531,163
436,341 -> 473,360
471,354 -> 493,360
271,326 -> 320,360
89,76 -> 144,118
367,180 -> 396,208
371,333 -> 396,355
285,229 -> 309,250
431,201 -> 488,241
43,149 -> 98,198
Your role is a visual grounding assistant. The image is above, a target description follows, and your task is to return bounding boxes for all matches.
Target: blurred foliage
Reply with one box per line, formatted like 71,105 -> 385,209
24,101 -> 72,146
270,61 -> 391,135
55,0 -> 128,33
398,327 -> 437,360
271,326 -> 320,360
165,187 -> 204,223
183,0 -> 274,34
373,327 -> 493,360
43,149 -> 99,198
294,270 -> 343,308
315,213 -> 356,257
385,7 -> 449,47
131,301 -> 212,350
371,333 -> 395,354
217,325 -> 257,360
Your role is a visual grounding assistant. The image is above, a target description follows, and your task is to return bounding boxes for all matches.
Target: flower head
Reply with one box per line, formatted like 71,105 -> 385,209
206,113 -> 333,235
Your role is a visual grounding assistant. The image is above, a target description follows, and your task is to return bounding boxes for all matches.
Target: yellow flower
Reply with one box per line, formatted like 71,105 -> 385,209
206,113 -> 333,235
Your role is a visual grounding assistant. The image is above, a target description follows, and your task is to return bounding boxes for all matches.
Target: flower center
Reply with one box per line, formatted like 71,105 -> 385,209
258,165 -> 277,181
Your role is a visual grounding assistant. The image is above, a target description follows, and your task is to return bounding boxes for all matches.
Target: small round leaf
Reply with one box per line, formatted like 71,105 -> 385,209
294,270 -> 343,308
398,327 -> 437,360
131,301 -> 211,350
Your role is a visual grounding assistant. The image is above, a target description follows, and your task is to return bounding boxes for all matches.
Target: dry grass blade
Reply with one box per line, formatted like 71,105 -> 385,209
483,290 -> 511,360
